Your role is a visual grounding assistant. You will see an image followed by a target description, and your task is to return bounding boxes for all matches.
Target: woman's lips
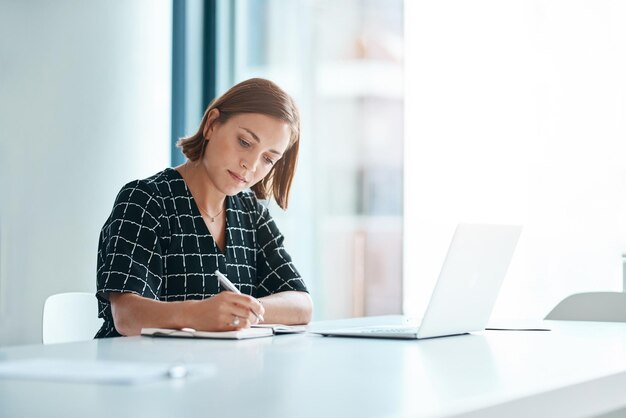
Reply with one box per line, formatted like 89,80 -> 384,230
228,170 -> 247,183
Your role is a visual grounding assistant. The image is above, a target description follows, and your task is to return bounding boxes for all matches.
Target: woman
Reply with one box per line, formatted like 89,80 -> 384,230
95,78 -> 312,338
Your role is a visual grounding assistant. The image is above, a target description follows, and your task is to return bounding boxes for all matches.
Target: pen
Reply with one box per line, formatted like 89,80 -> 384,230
167,364 -> 188,379
214,269 -> 263,322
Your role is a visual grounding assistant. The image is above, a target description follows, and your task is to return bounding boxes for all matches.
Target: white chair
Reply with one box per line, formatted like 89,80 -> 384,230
546,256 -> 626,322
42,292 -> 103,344
545,292 -> 626,322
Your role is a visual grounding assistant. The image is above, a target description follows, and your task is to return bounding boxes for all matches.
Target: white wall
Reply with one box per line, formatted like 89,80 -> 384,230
404,0 -> 626,320
0,0 -> 171,345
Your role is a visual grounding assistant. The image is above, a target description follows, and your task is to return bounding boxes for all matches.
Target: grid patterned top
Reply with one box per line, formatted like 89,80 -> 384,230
95,168 -> 307,338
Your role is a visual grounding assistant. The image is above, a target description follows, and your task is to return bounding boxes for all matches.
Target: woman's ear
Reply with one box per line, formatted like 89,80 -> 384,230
202,108 -> 221,139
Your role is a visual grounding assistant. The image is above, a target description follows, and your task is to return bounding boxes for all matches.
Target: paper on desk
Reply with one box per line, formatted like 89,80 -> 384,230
486,319 -> 551,331
0,358 -> 215,385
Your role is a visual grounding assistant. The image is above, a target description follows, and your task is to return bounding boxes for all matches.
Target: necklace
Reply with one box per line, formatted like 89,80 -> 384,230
197,204 -> 225,223
182,162 -> 225,223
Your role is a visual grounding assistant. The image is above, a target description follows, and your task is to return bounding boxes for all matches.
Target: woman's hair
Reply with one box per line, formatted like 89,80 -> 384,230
177,78 -> 301,210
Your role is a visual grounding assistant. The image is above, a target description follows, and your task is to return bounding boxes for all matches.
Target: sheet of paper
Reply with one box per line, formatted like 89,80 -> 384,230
486,319 -> 551,331
0,358 -> 215,384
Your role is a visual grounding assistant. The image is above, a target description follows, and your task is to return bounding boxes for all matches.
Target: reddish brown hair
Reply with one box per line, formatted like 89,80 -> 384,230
177,78 -> 300,210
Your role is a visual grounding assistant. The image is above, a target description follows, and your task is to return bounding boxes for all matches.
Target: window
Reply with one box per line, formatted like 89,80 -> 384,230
217,0 -> 404,319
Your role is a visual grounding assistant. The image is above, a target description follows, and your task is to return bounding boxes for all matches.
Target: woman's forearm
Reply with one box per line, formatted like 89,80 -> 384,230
108,290 -> 312,335
109,291 -> 267,335
109,292 -> 188,336
259,291 -> 313,325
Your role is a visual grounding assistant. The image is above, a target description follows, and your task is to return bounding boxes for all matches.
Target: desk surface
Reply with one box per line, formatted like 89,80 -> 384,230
2,316 -> 626,418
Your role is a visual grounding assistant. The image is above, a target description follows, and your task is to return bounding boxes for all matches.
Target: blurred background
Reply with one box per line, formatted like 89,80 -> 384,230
0,0 -> 404,345
2,0 -> 626,346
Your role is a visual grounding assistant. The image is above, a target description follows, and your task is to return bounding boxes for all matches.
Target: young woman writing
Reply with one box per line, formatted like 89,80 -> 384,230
95,78 -> 312,338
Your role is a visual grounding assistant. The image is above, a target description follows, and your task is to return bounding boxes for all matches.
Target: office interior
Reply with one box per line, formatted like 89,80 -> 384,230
2,0 -> 626,341
0,0 -> 626,418
1,1 -> 626,415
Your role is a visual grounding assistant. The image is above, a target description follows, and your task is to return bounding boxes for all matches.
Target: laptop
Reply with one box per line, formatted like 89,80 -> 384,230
316,223 -> 522,340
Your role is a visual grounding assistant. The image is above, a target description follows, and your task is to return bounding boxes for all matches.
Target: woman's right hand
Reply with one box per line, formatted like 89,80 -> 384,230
185,292 -> 265,332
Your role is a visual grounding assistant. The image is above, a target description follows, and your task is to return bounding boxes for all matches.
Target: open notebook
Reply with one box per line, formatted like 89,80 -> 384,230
141,324 -> 306,340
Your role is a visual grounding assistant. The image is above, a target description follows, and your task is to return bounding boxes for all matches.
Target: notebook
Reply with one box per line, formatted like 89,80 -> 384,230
141,324 -> 306,340
315,223 -> 522,340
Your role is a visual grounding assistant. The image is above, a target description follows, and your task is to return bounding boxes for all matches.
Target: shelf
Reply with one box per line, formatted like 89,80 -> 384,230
316,60 -> 403,100
319,215 -> 403,231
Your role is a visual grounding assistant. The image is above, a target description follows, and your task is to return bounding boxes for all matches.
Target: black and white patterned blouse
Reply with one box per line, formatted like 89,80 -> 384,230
95,168 -> 307,338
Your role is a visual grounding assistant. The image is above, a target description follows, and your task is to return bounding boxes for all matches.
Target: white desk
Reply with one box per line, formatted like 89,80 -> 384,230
1,317 -> 626,418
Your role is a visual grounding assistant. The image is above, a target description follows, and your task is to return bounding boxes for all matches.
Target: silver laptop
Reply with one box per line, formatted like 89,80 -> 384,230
317,224 -> 522,340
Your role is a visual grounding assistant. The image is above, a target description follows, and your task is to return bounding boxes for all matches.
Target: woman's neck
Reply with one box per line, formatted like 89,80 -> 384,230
178,161 -> 226,215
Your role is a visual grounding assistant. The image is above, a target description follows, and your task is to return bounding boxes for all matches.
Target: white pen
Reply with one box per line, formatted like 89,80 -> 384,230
167,364 -> 188,379
214,269 -> 263,322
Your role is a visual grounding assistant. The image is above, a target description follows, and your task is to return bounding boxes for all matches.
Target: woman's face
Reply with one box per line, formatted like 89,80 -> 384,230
201,111 -> 291,196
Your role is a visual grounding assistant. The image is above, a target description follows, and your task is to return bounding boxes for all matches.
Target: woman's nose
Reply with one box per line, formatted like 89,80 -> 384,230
241,157 -> 259,173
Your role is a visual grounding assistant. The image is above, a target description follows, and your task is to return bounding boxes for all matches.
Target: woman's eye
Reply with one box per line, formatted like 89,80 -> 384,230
264,156 -> 274,165
238,138 -> 250,148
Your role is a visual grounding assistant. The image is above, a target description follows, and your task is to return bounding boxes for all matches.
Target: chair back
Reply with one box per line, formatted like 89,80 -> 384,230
42,292 -> 103,344
545,292 -> 626,322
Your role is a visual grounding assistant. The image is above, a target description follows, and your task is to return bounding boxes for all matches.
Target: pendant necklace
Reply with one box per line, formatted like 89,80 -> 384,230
198,205 -> 225,223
